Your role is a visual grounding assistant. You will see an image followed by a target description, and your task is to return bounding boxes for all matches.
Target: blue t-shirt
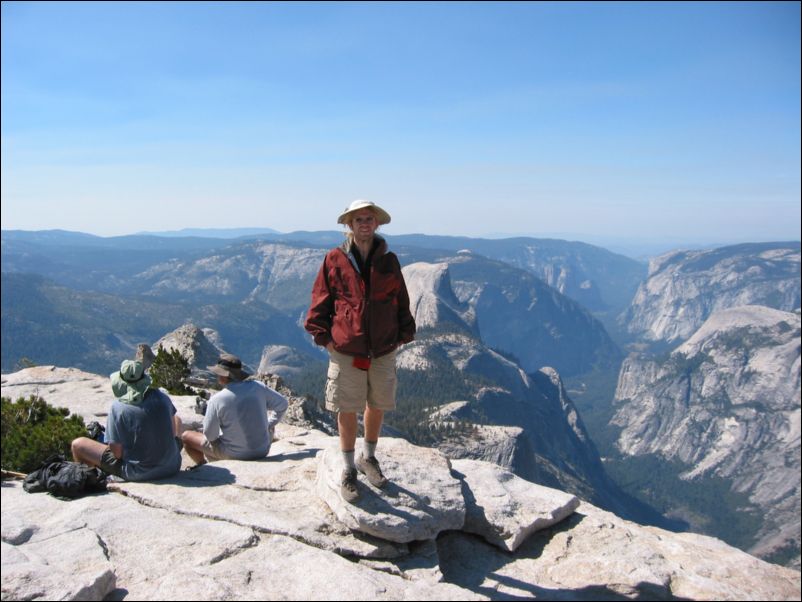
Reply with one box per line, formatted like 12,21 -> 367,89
106,388 -> 181,481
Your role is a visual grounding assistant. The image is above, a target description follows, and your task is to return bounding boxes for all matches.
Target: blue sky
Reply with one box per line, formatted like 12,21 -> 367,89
2,1 -> 800,246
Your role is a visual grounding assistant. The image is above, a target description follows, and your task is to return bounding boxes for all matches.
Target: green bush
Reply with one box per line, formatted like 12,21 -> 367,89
150,345 -> 195,395
1,395 -> 87,473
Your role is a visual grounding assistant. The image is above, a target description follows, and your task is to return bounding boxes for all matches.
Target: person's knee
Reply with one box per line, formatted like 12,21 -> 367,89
182,430 -> 204,451
338,411 -> 358,424
70,437 -> 80,460
71,436 -> 88,458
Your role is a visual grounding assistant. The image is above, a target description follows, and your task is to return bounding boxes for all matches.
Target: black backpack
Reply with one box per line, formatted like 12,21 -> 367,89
86,421 -> 106,442
23,453 -> 108,499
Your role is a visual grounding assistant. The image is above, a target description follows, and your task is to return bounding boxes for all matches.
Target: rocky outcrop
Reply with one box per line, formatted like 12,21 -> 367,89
437,502 -> 800,601
623,242 -> 801,344
452,459 -> 580,552
315,438 -> 466,543
430,401 -> 533,474
613,306 -> 801,568
2,367 -> 800,600
153,322 -> 231,379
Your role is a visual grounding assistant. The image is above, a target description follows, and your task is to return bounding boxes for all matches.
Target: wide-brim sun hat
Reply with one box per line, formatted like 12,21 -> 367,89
110,359 -> 152,404
337,200 -> 391,226
207,353 -> 251,381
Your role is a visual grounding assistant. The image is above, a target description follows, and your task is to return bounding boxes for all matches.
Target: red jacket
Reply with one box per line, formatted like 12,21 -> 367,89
305,237 -> 416,358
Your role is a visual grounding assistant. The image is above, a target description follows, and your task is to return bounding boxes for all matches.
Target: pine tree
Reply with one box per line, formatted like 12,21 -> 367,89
149,345 -> 195,395
1,395 -> 87,473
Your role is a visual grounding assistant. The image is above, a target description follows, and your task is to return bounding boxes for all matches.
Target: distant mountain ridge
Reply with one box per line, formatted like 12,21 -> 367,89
2,230 -> 626,379
136,227 -> 281,238
2,228 -> 646,314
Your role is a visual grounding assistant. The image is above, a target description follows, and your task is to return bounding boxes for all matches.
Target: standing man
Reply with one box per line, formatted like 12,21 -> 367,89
305,200 -> 416,502
182,353 -> 288,465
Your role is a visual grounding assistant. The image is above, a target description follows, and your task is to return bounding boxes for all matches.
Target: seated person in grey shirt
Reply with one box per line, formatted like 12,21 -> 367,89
72,358 -> 182,481
182,353 -> 288,465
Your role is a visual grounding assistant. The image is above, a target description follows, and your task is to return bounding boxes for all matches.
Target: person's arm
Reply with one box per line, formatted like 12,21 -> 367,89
105,403 -> 125,460
202,397 -> 221,442
395,258 -> 416,345
265,388 -> 289,430
165,395 -> 182,437
304,256 -> 335,348
265,387 -> 288,444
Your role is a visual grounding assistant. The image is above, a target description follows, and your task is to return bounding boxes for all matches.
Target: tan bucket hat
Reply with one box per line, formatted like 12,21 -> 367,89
337,200 -> 391,226
207,353 -> 251,381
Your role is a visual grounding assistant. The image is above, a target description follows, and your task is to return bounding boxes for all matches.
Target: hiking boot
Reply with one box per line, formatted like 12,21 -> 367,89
340,467 -> 360,502
356,454 -> 388,488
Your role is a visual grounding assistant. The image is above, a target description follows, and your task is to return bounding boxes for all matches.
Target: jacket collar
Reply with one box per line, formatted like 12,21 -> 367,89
339,234 -> 388,257
340,235 -> 388,275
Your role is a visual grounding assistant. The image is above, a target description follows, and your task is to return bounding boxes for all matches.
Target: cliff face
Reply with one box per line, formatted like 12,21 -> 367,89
445,254 -> 622,376
613,306 -> 801,566
399,263 -> 638,519
2,366 -> 799,601
136,242 -> 327,312
390,233 -> 647,313
623,242 -> 800,344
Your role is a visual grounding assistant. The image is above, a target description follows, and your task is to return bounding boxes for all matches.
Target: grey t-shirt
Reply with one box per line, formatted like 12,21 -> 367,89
106,388 -> 181,482
203,380 -> 289,460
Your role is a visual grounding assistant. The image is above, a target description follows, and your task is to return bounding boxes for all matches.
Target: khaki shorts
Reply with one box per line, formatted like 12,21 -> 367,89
201,437 -> 235,462
325,348 -> 397,413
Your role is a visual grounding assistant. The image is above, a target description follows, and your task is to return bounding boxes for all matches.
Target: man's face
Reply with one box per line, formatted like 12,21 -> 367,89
349,208 -> 378,241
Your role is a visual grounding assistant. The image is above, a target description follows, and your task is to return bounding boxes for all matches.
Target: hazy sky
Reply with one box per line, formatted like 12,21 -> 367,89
2,1 -> 800,244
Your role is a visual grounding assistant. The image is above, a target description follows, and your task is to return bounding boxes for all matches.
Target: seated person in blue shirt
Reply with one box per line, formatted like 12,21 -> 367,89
182,353 -> 288,465
71,359 -> 182,481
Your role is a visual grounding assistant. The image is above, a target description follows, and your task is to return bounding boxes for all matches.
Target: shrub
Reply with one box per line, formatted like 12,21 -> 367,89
150,345 -> 195,395
1,395 -> 87,473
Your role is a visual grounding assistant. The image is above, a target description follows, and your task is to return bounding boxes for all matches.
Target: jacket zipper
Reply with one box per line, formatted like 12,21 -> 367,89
342,246 -> 372,359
